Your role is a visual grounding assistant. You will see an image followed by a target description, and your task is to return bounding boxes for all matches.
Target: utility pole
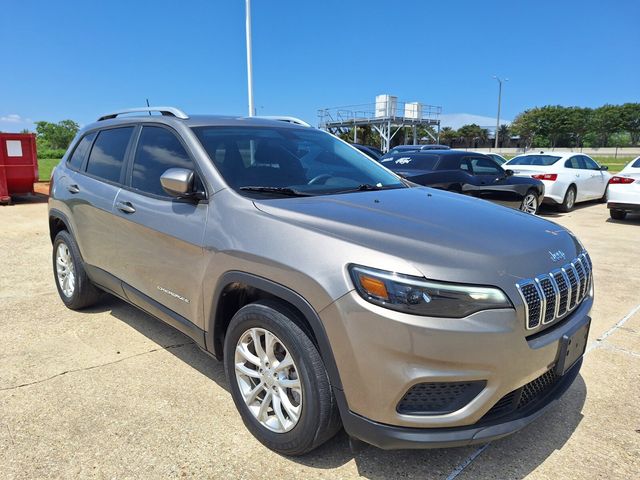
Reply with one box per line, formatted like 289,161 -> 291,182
493,76 -> 508,149
245,0 -> 255,116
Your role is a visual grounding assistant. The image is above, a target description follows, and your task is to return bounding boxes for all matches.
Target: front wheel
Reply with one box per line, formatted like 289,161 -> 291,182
520,190 -> 539,214
223,300 -> 341,455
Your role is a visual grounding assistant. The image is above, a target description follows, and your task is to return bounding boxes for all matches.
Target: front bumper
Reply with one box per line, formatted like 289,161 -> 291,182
337,358 -> 582,449
320,290 -> 592,445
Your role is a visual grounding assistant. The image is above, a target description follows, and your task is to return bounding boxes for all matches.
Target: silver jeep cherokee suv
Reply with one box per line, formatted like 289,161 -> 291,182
49,107 -> 593,455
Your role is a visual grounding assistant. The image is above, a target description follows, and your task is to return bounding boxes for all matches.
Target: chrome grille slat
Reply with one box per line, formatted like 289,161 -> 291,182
517,252 -> 592,331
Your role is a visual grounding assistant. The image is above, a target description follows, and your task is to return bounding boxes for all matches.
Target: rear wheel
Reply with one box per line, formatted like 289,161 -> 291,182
559,185 -> 577,213
610,209 -> 627,220
52,230 -> 101,309
520,189 -> 539,214
223,300 -> 341,455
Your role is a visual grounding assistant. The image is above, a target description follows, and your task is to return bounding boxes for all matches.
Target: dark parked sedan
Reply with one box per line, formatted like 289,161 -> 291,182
381,149 -> 544,213
351,143 -> 383,160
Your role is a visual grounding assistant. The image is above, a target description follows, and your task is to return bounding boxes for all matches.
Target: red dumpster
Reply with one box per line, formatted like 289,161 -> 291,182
0,133 -> 38,204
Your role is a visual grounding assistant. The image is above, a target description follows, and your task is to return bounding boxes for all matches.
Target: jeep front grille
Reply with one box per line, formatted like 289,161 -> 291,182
516,252 -> 592,330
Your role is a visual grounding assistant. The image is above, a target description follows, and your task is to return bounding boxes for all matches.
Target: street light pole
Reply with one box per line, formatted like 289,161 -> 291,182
493,76 -> 508,149
245,0 -> 255,117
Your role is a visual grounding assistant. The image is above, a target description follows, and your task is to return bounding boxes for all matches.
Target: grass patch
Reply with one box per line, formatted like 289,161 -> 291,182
38,158 -> 61,181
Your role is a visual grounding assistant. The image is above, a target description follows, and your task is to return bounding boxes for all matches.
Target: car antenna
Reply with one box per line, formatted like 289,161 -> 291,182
145,98 -> 152,116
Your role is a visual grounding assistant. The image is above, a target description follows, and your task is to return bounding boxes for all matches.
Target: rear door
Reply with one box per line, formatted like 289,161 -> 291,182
564,155 -> 591,200
66,126 -> 134,271
111,125 -> 208,326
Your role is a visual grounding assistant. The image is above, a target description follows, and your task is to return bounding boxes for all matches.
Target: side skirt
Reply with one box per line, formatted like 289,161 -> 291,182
85,265 -> 207,349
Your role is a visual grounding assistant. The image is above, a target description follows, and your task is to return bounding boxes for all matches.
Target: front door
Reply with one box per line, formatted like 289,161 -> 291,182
111,125 -> 208,326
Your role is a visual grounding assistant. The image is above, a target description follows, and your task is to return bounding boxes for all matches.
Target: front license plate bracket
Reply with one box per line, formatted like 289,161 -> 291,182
555,318 -> 590,376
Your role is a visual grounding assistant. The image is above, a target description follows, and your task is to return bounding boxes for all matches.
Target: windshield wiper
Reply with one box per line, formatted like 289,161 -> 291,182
239,186 -> 313,197
330,183 -> 406,194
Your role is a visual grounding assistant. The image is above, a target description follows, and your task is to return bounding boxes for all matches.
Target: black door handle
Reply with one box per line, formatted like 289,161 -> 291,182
67,184 -> 80,194
116,201 -> 136,214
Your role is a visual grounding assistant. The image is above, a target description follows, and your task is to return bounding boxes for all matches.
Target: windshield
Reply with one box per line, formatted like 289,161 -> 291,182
632,157 -> 640,168
508,154 -> 561,166
192,126 -> 405,196
381,154 -> 439,171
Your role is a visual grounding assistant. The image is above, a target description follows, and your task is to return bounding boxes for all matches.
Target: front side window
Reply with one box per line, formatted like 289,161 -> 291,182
565,156 -> 585,169
131,126 -> 194,196
582,156 -> 600,170
67,132 -> 96,171
192,126 -> 404,196
508,155 -> 561,166
86,127 -> 134,183
468,157 -> 502,175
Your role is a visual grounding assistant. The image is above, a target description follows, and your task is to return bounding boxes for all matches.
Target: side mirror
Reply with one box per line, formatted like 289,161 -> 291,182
505,169 -> 514,177
600,165 -> 609,171
160,168 -> 201,199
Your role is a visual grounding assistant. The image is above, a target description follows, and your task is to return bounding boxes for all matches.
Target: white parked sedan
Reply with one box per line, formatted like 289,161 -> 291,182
504,152 -> 611,212
607,156 -> 640,220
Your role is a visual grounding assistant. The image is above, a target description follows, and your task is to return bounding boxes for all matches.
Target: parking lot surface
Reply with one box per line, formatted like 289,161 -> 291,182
1,198 -> 639,479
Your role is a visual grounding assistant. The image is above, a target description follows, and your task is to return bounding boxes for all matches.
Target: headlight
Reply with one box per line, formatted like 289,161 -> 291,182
349,265 -> 512,318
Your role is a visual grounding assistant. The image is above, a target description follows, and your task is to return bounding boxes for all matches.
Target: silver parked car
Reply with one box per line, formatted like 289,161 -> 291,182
49,107 -> 593,455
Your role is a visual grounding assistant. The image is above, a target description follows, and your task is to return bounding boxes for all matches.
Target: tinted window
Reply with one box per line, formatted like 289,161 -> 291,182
67,132 -> 96,170
438,155 -> 471,171
193,127 -> 404,195
380,154 -> 439,171
132,127 -> 194,196
86,127 -> 134,183
565,156 -> 585,169
582,156 -> 600,170
508,155 -> 561,166
632,158 -> 640,168
468,157 -> 502,175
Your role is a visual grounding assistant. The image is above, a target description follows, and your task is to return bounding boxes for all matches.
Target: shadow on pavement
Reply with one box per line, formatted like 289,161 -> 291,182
84,295 -> 587,480
2,192 -> 48,205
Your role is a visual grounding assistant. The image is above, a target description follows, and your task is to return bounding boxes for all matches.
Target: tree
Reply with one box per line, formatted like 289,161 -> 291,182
439,127 -> 458,146
35,120 -> 79,149
498,124 -> 510,147
590,105 -> 622,147
621,103 -> 640,145
565,107 -> 592,148
458,124 -> 484,147
510,109 -> 538,149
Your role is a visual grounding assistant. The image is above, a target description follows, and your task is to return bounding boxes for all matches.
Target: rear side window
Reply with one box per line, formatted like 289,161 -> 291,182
67,132 -> 96,171
86,127 -> 134,183
131,126 -> 194,196
438,155 -> 470,171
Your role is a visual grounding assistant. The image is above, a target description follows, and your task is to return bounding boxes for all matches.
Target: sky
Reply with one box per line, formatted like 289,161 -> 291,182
1,0 -> 638,132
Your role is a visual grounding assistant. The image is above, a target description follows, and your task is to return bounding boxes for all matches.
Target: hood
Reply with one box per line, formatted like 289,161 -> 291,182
253,187 -> 583,286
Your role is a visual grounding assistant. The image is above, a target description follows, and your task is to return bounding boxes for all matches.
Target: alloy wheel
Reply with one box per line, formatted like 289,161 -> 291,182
521,193 -> 538,214
566,189 -> 575,209
55,242 -> 76,297
234,327 -> 302,433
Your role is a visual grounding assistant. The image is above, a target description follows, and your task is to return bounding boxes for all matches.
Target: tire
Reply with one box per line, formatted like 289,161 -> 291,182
610,209 -> 627,220
223,300 -> 341,455
559,185 -> 577,213
520,189 -> 539,214
52,230 -> 101,310
599,186 -> 608,203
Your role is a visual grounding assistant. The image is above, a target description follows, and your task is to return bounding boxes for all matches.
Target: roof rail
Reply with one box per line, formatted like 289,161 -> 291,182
98,106 -> 189,121
255,116 -> 311,127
